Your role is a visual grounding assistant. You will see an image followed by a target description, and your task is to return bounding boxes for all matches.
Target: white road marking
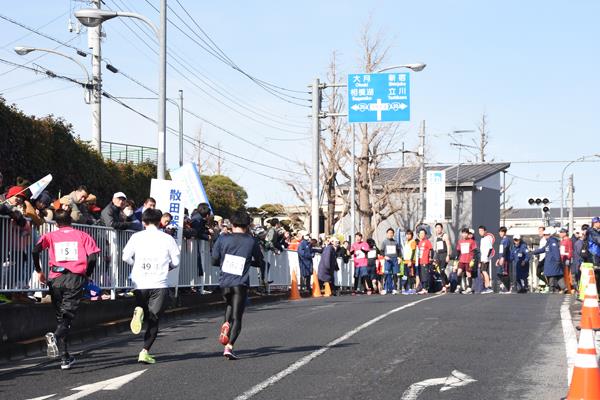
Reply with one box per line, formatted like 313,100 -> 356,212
401,370 -> 476,400
561,296 -> 578,385
25,395 -> 56,400
58,369 -> 147,400
0,363 -> 38,373
234,295 -> 443,400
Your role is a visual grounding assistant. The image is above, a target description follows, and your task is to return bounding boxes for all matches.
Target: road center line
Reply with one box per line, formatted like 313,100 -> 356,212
234,294 -> 443,400
560,296 -> 577,385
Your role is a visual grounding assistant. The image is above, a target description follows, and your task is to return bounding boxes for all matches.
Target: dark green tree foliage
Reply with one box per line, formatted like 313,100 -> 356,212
0,99 -> 156,206
200,174 -> 247,218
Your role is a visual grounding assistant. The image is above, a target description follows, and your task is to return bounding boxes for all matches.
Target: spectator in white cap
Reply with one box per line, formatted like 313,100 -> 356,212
101,192 -> 133,230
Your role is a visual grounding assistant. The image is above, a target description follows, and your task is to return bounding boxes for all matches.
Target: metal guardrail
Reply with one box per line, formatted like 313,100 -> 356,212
0,216 -> 356,296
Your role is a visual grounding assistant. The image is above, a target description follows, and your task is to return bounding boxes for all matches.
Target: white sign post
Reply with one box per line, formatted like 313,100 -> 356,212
425,170 -> 446,223
150,179 -> 184,287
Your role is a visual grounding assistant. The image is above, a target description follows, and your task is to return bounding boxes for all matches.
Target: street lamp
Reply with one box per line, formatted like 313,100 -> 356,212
75,4 -> 167,180
377,63 -> 427,73
560,153 -> 600,225
14,46 -> 91,103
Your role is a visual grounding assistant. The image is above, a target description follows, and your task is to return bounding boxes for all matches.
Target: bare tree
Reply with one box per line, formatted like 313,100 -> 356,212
475,113 -> 491,163
354,21 -> 408,238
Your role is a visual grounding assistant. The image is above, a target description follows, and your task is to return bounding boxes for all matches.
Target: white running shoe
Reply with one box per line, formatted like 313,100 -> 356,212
392,289 -> 398,295
45,332 -> 59,358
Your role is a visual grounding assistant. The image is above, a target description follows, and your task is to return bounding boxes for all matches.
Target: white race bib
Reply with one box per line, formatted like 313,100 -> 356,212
460,243 -> 470,254
139,256 -> 161,275
386,245 -> 397,256
54,242 -> 78,262
499,244 -> 504,254
368,250 -> 377,258
356,251 -> 365,259
222,254 -> 246,276
560,245 -> 566,256
436,241 -> 445,251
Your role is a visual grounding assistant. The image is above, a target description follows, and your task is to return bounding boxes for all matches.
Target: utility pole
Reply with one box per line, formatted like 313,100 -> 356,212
178,89 -> 184,167
89,0 -> 102,152
418,120 -> 426,223
157,0 -> 167,179
568,174 -> 575,232
310,78 -> 321,239
401,142 -> 405,167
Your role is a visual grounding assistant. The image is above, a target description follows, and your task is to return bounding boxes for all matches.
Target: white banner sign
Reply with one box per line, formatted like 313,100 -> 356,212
426,170 -> 446,222
169,163 -> 211,212
150,179 -> 184,287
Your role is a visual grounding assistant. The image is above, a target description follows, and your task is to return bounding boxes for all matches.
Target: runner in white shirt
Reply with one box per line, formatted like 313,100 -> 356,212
122,208 -> 180,364
478,225 -> 495,294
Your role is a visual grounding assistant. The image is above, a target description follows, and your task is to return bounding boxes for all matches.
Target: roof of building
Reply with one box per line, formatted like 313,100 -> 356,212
371,162 -> 511,188
506,206 -> 600,220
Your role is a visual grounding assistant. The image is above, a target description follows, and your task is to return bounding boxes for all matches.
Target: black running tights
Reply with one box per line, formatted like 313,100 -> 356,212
223,286 -> 248,346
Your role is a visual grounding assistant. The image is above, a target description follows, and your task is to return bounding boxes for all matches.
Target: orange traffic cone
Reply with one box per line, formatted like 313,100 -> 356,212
582,269 -> 600,330
566,306 -> 600,399
323,282 -> 332,297
312,270 -> 322,298
289,270 -> 301,301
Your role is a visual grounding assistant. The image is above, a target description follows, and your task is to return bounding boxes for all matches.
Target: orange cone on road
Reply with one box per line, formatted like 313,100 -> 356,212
323,282 -> 332,297
566,305 -> 600,399
582,269 -> 600,330
312,270 -> 322,298
289,270 -> 301,301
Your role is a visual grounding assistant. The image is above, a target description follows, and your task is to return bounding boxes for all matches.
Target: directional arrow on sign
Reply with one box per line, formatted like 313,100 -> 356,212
401,370 -> 476,400
24,370 -> 148,400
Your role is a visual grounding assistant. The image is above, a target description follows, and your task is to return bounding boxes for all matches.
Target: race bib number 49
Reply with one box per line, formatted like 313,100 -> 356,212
222,254 -> 246,276
54,242 -> 78,262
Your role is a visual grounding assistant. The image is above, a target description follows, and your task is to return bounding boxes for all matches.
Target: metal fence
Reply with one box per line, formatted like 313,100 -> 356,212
0,216 -> 356,296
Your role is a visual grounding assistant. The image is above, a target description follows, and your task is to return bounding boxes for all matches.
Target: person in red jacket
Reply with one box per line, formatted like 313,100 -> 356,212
455,228 -> 477,294
417,229 -> 433,294
559,227 -> 574,293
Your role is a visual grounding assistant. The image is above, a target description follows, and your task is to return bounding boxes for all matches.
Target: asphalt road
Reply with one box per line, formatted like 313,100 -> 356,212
0,293 -> 569,400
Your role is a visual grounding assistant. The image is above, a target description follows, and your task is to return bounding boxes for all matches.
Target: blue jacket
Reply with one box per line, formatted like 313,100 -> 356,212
589,228 -> 600,258
533,236 -> 563,277
499,236 -> 512,262
317,244 -> 337,282
573,239 -> 584,268
298,239 -> 314,277
511,241 -> 530,266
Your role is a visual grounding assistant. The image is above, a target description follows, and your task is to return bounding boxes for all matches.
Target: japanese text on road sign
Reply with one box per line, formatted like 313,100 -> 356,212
348,72 -> 410,123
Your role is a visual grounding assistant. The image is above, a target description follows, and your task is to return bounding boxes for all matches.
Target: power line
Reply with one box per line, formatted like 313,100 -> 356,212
506,172 -> 560,183
108,0 -> 310,131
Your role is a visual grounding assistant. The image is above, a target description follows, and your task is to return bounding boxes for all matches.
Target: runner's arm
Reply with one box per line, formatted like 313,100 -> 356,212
86,254 -> 97,277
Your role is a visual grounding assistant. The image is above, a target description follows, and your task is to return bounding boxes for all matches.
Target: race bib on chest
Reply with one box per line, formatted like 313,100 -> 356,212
356,251 -> 366,259
499,244 -> 504,254
54,242 -> 78,262
460,243 -> 470,254
368,250 -> 377,258
560,245 -> 566,255
386,245 -> 397,256
222,254 -> 246,276
436,241 -> 445,251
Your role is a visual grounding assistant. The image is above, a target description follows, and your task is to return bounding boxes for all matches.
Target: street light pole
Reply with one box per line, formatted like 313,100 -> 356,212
418,120 -> 425,223
350,124 -> 356,242
310,78 -> 321,239
178,89 -> 184,167
75,2 -> 167,179
14,46 -> 91,103
157,0 -> 167,180
560,154 -> 600,226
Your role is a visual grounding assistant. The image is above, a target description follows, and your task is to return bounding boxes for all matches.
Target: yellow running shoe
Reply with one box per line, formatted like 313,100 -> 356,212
130,306 -> 144,335
138,350 -> 155,364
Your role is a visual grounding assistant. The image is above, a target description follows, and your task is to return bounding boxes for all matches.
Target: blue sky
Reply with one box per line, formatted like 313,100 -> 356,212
0,0 -> 598,216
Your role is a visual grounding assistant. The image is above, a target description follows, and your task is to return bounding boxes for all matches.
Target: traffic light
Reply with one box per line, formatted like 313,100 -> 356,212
527,197 -> 551,215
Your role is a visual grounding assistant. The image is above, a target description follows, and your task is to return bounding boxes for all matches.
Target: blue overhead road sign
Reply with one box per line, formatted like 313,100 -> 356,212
347,72 -> 410,123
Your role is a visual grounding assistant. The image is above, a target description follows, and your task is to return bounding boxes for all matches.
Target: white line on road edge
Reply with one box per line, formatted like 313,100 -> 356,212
234,295 -> 443,400
561,296 -> 578,386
